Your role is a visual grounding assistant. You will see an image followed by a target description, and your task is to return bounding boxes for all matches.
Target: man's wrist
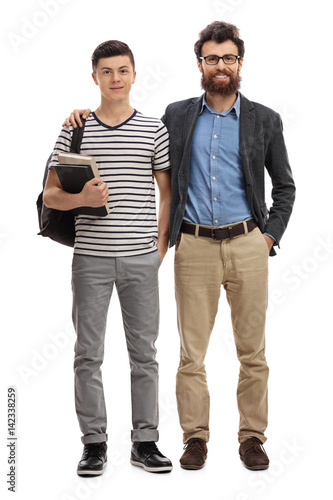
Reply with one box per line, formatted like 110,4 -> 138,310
264,232 -> 276,243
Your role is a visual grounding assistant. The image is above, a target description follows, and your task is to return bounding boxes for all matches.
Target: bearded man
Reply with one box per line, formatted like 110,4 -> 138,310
161,21 -> 295,470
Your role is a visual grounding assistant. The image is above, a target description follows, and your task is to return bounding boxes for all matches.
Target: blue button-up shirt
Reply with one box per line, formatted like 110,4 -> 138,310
184,93 -> 253,227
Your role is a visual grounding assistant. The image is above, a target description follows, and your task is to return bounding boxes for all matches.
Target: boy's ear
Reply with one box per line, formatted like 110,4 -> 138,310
92,72 -> 98,86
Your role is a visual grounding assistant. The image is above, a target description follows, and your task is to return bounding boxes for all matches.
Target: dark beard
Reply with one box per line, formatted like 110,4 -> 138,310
201,70 -> 241,96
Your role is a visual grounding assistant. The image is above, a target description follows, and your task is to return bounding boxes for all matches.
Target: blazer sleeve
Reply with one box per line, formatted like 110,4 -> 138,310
264,113 -> 296,245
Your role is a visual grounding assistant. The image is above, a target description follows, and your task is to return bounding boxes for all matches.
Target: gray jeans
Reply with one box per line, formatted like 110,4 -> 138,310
71,251 -> 161,445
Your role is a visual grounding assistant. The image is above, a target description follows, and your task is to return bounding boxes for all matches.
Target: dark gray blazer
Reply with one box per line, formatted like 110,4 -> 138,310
161,92 -> 295,256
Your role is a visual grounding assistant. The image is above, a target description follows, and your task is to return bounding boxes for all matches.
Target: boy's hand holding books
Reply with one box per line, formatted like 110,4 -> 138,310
79,177 -> 109,208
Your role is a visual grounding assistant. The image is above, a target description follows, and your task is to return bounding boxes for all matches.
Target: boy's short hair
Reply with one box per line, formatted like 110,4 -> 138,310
92,40 -> 135,73
194,21 -> 245,60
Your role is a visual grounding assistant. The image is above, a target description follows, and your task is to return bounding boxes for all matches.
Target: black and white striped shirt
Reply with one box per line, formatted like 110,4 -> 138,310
49,111 -> 170,257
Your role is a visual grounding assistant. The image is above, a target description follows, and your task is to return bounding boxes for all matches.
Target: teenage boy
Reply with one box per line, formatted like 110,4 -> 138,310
43,40 -> 172,475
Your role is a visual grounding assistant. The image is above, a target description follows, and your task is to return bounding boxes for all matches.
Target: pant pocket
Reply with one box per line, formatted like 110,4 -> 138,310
255,228 -> 270,257
175,232 -> 184,252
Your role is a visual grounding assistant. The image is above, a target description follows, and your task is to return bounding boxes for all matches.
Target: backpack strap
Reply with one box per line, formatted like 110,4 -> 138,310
70,117 -> 87,154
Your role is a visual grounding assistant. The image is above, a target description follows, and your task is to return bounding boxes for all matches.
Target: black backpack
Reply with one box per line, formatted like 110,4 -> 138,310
36,119 -> 86,247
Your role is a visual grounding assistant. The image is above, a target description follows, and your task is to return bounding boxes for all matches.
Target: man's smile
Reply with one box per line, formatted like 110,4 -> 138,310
213,71 -> 230,81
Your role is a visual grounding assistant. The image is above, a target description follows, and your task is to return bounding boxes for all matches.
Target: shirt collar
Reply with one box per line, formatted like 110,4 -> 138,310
200,92 -> 240,117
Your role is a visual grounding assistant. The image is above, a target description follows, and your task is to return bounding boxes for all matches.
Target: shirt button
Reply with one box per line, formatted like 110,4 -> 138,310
215,219 -> 218,224
214,134 -> 217,138
213,197 -> 217,201
217,116 -> 220,119
212,176 -> 216,180
212,155 -> 216,159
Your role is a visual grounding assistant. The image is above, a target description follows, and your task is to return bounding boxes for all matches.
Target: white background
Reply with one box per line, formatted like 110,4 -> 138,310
1,0 -> 332,499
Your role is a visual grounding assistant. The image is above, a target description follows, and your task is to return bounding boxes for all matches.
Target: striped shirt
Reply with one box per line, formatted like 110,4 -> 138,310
49,110 -> 170,257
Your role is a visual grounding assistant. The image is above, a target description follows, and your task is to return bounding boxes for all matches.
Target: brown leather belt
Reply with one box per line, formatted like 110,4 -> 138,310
180,219 -> 258,241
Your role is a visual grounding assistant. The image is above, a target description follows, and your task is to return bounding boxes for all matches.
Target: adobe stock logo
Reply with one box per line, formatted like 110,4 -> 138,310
131,66 -> 169,106
212,0 -> 245,16
7,0 -> 72,53
235,438 -> 306,499
17,322 -> 76,385
0,232 -> 8,246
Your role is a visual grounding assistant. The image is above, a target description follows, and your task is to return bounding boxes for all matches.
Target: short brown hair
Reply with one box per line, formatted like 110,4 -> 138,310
194,21 -> 245,60
92,40 -> 135,73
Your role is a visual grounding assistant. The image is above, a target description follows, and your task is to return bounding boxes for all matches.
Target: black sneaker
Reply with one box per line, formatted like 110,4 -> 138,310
130,441 -> 173,473
77,442 -> 107,476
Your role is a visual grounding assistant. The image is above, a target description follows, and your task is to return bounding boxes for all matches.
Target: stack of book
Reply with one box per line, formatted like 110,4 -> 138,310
56,152 -> 109,216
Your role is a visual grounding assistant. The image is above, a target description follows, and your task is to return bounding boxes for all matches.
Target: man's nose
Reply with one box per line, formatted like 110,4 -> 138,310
216,58 -> 227,70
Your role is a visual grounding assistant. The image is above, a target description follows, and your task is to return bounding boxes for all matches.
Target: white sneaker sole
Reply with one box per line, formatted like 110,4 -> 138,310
130,459 -> 173,473
77,461 -> 107,476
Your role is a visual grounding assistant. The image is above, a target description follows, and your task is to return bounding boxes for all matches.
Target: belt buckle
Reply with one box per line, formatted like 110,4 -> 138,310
211,226 -> 234,241
211,228 -> 219,240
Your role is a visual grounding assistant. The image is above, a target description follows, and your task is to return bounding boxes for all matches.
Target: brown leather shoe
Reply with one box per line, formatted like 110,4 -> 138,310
239,437 -> 269,470
180,438 -> 207,470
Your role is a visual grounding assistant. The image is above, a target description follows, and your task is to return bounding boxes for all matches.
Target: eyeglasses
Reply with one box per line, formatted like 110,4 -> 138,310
199,54 -> 241,65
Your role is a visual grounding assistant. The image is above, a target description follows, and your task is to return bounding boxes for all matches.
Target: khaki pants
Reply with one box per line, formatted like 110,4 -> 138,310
174,222 -> 269,444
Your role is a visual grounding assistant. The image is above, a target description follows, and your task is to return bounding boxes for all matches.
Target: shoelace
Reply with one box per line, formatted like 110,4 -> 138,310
137,441 -> 161,458
83,443 -> 105,460
183,439 -> 206,454
247,438 -> 267,456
